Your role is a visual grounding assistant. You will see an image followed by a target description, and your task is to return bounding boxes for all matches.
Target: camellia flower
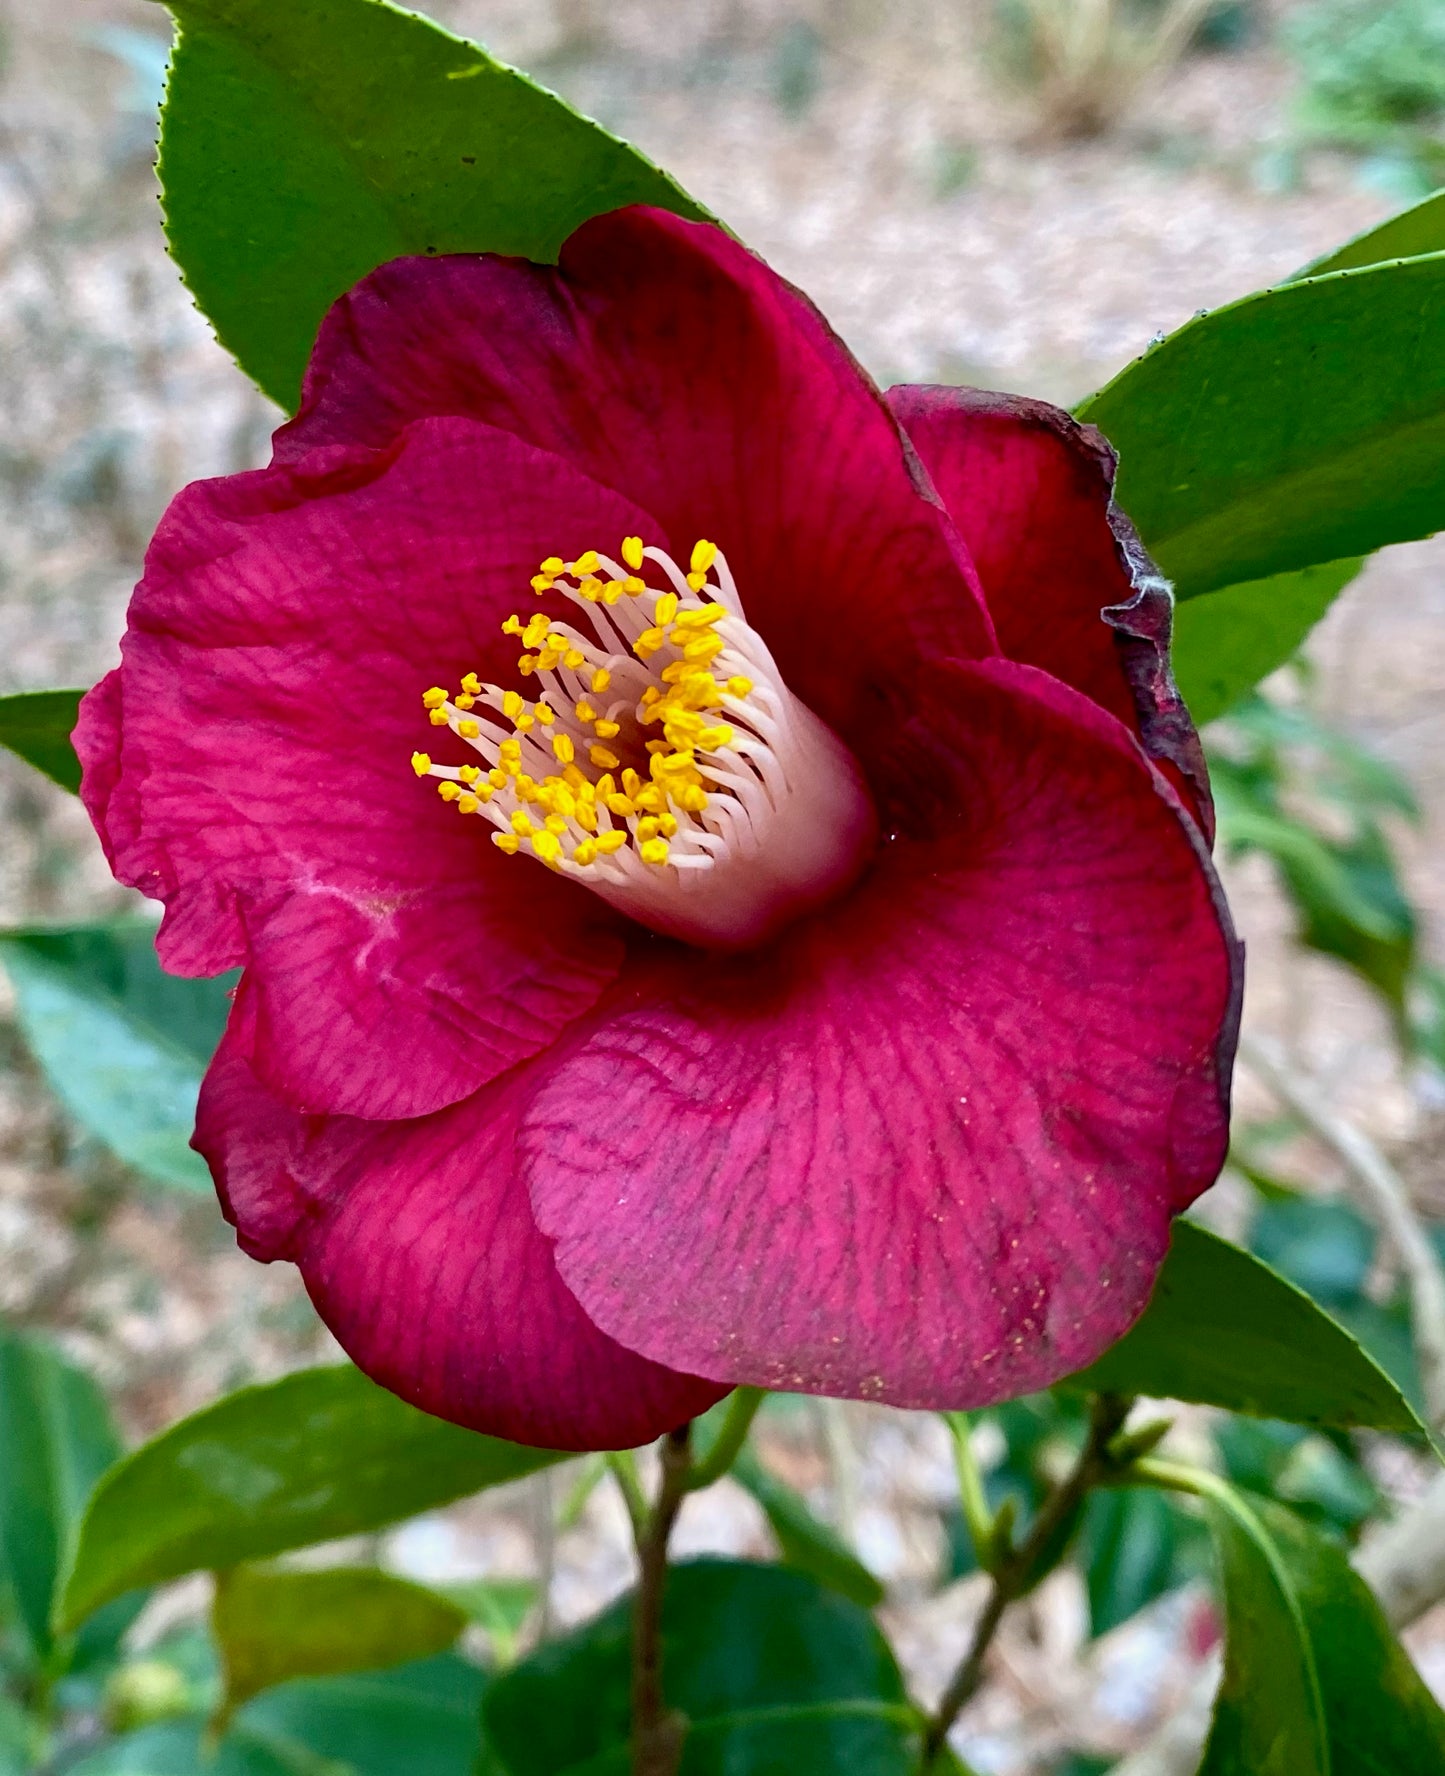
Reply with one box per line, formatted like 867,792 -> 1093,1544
78,206 -> 1241,1452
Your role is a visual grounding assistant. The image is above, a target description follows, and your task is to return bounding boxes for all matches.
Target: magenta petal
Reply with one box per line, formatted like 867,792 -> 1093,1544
888,384 -> 1213,839
79,418 -> 659,1116
272,207 -> 997,749
195,989 -> 728,1451
523,659 -> 1241,1408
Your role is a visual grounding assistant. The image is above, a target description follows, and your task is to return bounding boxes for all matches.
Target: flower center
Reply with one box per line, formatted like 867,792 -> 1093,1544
411,537 -> 876,949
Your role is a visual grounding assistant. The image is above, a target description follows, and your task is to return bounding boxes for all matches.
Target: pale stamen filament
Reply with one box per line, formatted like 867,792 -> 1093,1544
411,535 -> 876,949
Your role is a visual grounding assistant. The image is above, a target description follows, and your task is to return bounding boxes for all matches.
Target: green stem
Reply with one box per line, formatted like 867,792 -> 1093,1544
919,1393 -> 1134,1769
631,1427 -> 693,1776
1128,1455 -> 1236,1507
685,1387 -> 766,1492
942,1412 -> 997,1573
607,1449 -> 649,1546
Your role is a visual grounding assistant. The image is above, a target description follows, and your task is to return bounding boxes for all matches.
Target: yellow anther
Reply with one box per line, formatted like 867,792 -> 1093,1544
654,749 -> 696,777
698,724 -> 734,750
575,700 -> 596,723
516,775 -> 541,802
460,672 -> 482,696
529,574 -> 553,594
537,648 -> 562,671
573,840 -> 598,867
510,811 -> 533,836
551,785 -> 577,819
605,793 -> 636,818
410,752 -> 432,777
594,719 -> 621,740
502,690 -> 524,720
454,692 -> 476,710
654,592 -> 679,626
596,773 -> 616,798
492,832 -> 521,855
457,719 -> 480,739
591,667 -> 612,693
621,536 -> 645,569
457,794 -> 479,814
536,703 -> 556,725
726,675 -> 753,698
633,628 -> 666,659
564,648 -> 586,669
674,602 -> 727,631
596,830 -> 627,856
577,575 -> 603,600
540,556 -> 565,576
502,615 -> 523,636
686,572 -> 707,591
575,802 -> 598,832
563,764 -> 588,790
659,813 -> 679,837
590,744 -> 622,770
522,614 -> 551,649
640,838 -> 670,867
489,767 -> 508,788
690,539 -> 717,574
438,781 -> 461,802
552,733 -> 575,765
621,768 -> 643,798
531,830 -> 563,866
645,740 -> 668,756
640,686 -> 661,707
477,783 -> 494,803
683,633 -> 724,664
622,575 -> 647,597
636,817 -> 662,842
544,814 -> 568,835
635,784 -> 666,813
458,765 -> 481,784
499,741 -> 522,765
517,655 -> 537,676
422,686 -> 449,709
429,707 -> 451,727
569,550 -> 601,576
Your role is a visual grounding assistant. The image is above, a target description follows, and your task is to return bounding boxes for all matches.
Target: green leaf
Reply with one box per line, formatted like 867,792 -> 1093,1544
1197,1485 -> 1328,1776
159,0 -> 710,410
481,1559 -> 916,1775
1076,254 -> 1445,599
69,1656 -> 487,1776
1298,189 -> 1445,279
214,1565 -> 467,1715
1079,1485 -> 1201,1639
60,1364 -> 567,1629
730,1448 -> 884,1609
1063,1221 -> 1428,1435
1172,558 -> 1363,726
0,1325 -> 124,1658
0,689 -> 84,793
1199,1489 -> 1445,1775
0,924 -> 235,1191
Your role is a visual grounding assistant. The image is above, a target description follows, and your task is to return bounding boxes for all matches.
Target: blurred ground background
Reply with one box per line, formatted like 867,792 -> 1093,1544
2,0 -> 1444,1769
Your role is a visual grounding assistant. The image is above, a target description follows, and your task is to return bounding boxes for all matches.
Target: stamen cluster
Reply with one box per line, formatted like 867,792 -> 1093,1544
409,537 -> 795,880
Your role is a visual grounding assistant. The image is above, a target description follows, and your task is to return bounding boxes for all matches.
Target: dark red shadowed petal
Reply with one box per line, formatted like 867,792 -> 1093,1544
77,418 -> 665,1120
272,206 -> 998,754
522,659 -> 1242,1408
195,986 -> 728,1451
888,385 -> 1213,841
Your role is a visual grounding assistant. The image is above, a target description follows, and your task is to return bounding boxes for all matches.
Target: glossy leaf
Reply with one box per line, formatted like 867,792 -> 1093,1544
1298,189 -> 1445,278
0,689 -> 84,792
1200,1489 -> 1445,1775
731,1448 -> 884,1609
159,0 -> 709,410
482,1559 -> 916,1775
60,1364 -> 567,1628
0,1325 -> 124,1659
1079,1485 -> 1201,1639
69,1655 -> 487,1776
0,924 -> 234,1191
214,1565 -> 467,1714
1077,253 -> 1445,598
1172,558 -> 1363,726
1064,1221 -> 1427,1434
